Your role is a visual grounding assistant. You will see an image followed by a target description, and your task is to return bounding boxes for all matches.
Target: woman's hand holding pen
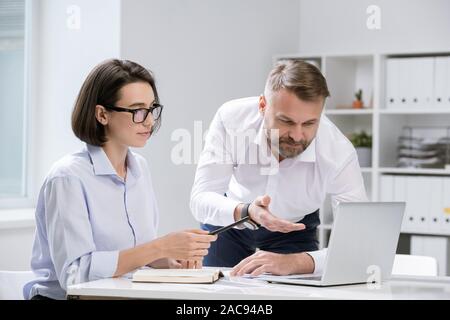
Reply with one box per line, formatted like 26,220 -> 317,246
156,229 -> 217,264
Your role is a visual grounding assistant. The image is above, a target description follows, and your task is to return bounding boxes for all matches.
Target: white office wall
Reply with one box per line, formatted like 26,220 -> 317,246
0,227 -> 34,271
298,0 -> 450,54
121,0 -> 300,235
32,0 -> 121,195
0,0 -> 121,271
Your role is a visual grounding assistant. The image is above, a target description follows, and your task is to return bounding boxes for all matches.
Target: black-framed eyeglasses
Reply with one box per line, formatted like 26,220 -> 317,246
103,103 -> 163,124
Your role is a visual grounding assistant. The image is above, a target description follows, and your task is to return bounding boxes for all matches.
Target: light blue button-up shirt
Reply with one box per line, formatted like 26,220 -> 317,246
23,144 -> 159,299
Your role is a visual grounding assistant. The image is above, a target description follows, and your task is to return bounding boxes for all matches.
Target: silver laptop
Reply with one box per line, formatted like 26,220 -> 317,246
260,202 -> 405,286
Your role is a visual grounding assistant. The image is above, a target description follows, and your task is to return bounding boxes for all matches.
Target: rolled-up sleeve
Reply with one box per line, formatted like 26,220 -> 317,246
327,152 -> 368,214
44,176 -> 119,290
190,111 -> 240,226
306,248 -> 328,275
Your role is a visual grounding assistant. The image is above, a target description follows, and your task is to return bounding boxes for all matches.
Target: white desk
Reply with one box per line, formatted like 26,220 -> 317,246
67,275 -> 450,300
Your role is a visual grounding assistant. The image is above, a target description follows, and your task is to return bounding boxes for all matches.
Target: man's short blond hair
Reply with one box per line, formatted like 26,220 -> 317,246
264,60 -> 330,102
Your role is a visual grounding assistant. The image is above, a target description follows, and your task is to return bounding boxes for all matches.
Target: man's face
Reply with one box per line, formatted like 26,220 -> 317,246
259,89 -> 324,160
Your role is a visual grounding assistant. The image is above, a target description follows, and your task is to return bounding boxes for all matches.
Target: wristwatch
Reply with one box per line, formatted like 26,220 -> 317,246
241,203 -> 260,230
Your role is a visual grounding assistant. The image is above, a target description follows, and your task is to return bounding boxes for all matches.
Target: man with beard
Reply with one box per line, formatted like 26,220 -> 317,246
190,60 -> 367,276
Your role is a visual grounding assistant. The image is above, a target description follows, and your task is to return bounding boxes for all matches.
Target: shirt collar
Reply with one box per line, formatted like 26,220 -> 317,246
253,121 -> 266,146
126,148 -> 142,179
86,144 -> 141,178
253,121 -> 316,163
297,138 -> 316,163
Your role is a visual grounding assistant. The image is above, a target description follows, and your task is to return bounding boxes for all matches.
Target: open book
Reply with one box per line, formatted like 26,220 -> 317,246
132,268 -> 224,284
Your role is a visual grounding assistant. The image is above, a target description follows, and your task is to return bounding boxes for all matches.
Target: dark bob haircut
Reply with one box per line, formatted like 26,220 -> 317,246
72,59 -> 161,146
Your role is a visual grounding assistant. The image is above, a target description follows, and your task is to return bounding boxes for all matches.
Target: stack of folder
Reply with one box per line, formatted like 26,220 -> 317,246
397,127 -> 450,169
386,56 -> 450,109
397,136 -> 444,168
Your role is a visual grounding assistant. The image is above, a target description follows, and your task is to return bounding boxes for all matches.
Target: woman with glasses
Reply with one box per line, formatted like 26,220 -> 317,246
24,59 -> 217,300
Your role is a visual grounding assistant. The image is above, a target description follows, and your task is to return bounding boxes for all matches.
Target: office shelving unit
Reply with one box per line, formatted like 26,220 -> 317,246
274,51 -> 450,269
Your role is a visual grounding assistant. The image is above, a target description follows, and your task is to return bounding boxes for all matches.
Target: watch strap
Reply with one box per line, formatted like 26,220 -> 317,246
241,203 -> 260,227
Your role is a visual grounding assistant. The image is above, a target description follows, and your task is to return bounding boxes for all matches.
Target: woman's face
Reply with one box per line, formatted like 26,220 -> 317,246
101,81 -> 157,148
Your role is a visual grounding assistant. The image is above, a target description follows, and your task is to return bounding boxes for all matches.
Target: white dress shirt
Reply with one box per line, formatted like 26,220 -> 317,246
190,97 -> 368,274
24,144 -> 159,299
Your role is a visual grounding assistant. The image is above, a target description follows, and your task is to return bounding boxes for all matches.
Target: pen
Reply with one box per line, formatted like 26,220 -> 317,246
208,216 -> 251,235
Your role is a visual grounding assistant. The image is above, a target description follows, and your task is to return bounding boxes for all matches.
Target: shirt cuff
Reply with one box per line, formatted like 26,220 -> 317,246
201,195 -> 241,226
305,248 -> 327,275
89,250 -> 119,281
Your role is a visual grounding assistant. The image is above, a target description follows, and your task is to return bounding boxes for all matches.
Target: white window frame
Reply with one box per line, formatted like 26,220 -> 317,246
0,0 -> 36,209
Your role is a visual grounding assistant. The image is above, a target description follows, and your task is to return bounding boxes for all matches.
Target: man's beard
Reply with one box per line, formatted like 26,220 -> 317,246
268,135 -> 310,159
280,136 -> 310,158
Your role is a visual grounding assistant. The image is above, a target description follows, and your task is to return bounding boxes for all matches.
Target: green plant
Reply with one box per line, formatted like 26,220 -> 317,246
354,89 -> 363,101
349,131 -> 372,148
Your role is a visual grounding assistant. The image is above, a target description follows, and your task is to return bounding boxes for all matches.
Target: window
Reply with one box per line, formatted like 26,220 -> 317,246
0,0 -> 28,202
